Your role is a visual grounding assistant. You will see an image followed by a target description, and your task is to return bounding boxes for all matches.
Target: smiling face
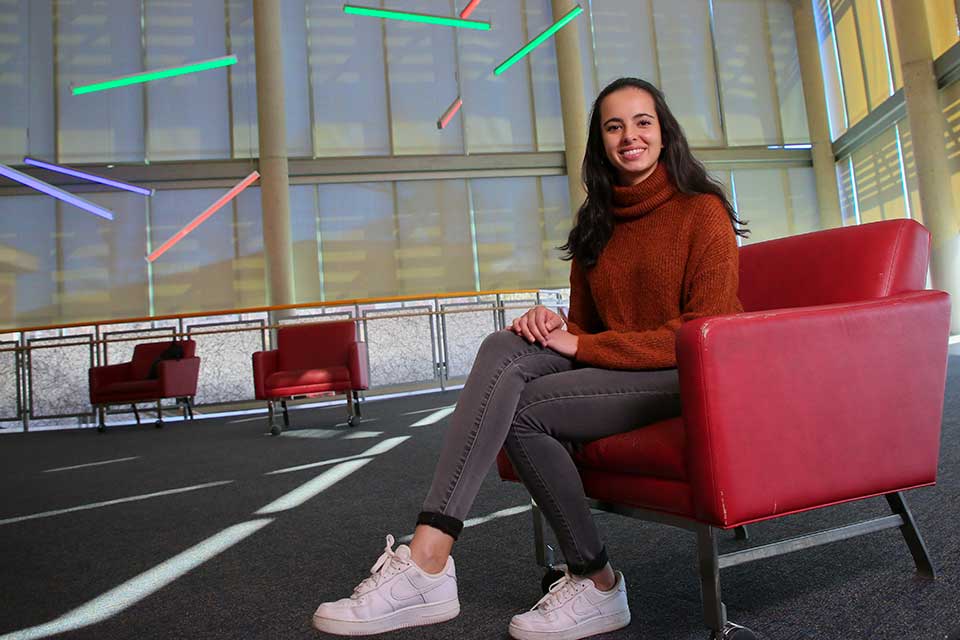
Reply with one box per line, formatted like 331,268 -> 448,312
599,87 -> 663,186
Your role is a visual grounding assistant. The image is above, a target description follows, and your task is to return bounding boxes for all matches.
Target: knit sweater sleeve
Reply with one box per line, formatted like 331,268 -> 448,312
565,258 -> 603,336
575,204 -> 742,370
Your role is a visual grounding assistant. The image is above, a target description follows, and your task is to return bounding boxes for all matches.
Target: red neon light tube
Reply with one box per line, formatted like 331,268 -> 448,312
147,171 -> 260,263
459,0 -> 482,18
437,97 -> 463,130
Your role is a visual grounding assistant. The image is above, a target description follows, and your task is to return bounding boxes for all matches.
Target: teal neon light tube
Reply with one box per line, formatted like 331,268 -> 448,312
72,55 -> 238,96
343,4 -> 490,30
494,4 -> 582,75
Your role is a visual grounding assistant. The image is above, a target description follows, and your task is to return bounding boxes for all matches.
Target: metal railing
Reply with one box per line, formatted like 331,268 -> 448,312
0,289 -> 569,433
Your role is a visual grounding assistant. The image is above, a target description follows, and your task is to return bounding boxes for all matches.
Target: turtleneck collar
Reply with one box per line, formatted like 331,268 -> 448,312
610,162 -> 677,219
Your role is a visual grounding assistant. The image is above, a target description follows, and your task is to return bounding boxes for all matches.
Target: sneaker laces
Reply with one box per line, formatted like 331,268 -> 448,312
352,534 -> 410,598
530,572 -> 587,612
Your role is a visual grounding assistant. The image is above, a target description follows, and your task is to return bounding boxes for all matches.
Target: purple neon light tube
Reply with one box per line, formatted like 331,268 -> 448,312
23,157 -> 155,196
0,163 -> 115,220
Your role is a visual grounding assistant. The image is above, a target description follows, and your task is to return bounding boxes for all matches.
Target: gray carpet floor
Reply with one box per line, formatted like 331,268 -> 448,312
0,359 -> 958,640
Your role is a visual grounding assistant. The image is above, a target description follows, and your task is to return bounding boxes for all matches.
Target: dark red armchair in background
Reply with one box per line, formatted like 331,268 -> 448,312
253,321 -> 369,435
89,339 -> 200,432
497,219 -> 951,639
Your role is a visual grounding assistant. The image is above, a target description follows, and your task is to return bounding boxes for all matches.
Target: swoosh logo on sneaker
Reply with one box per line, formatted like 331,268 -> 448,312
389,574 -> 451,603
571,595 -> 600,618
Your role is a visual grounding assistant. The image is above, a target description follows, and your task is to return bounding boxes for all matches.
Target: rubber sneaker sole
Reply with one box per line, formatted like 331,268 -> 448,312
507,608 -> 631,640
312,598 -> 460,636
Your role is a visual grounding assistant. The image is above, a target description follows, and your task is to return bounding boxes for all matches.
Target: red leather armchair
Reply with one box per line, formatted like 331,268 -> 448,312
253,321 -> 369,435
89,339 -> 200,432
497,219 -> 951,639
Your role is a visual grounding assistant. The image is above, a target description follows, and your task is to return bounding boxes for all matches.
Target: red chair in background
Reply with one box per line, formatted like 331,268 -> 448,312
252,320 -> 369,435
89,339 -> 201,432
497,219 -> 950,639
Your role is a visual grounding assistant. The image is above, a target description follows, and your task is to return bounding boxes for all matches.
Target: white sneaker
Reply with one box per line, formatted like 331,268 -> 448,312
508,570 -> 631,640
312,534 -> 460,636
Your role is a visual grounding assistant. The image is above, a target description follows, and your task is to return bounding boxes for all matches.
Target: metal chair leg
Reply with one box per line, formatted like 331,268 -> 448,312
180,398 -> 189,421
696,524 -> 727,633
268,400 -> 280,436
186,397 -> 194,420
97,406 -> 106,433
155,400 -> 163,428
346,392 -> 357,426
886,491 -> 937,579
132,404 -> 140,425
281,400 -> 290,427
733,525 -> 749,541
353,390 -> 362,417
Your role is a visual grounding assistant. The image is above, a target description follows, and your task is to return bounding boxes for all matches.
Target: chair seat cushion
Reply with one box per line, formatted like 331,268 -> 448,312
573,417 -> 687,481
263,366 -> 353,397
95,379 -> 162,402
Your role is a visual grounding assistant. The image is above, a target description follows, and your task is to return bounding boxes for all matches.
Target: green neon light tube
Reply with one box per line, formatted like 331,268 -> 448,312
343,4 -> 490,30
494,4 -> 582,75
72,55 -> 238,96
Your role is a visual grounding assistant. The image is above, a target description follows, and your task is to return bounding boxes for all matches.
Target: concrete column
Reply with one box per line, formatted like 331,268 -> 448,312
791,0 -> 843,229
550,0 -> 588,218
889,1 -> 960,333
253,0 -> 296,307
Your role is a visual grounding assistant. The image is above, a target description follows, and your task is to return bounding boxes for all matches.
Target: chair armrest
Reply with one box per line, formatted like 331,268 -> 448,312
349,341 -> 370,390
677,290 -> 951,528
89,362 -> 133,395
156,357 -> 201,398
252,350 -> 279,399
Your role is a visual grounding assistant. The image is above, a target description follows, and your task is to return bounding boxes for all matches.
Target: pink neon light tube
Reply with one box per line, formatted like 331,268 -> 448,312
437,97 -> 463,130
147,171 -> 260,263
459,0 -> 482,18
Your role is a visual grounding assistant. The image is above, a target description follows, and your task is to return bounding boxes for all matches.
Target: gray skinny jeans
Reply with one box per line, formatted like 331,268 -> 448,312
418,329 -> 681,575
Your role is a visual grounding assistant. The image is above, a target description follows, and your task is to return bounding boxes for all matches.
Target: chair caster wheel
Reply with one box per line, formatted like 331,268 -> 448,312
154,420 -> 163,429
347,416 -> 357,427
541,566 -> 567,594
270,425 -> 281,436
97,425 -> 105,433
713,622 -> 757,640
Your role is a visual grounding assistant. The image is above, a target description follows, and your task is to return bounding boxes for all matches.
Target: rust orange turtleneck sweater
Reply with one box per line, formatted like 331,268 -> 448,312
567,162 -> 743,370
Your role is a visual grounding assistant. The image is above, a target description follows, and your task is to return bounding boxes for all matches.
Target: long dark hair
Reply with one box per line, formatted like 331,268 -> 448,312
561,77 -> 748,267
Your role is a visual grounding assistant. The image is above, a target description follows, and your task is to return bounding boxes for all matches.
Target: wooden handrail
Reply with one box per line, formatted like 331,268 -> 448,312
1,288 -> 543,335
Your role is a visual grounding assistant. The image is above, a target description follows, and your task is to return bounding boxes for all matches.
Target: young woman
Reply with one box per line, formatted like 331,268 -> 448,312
312,77 -> 746,640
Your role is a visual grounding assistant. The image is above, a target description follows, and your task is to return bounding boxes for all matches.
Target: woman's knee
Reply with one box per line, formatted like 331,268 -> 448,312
477,329 -> 529,360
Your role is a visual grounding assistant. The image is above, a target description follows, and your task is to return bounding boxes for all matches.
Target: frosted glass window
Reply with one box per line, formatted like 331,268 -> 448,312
767,0 -> 810,144
880,0 -> 902,91
591,0 -> 659,93
854,0 -> 892,110
524,0 -> 564,151
307,0 -> 390,157
0,195 -> 57,328
832,0 -> 869,126
385,0 -> 462,155
733,169 -> 791,243
814,0 -> 848,139
227,0 -> 258,158
652,0 -> 723,145
145,1 -> 231,160
852,128 -> 907,222
395,180 -> 474,294
715,0 -> 781,146
459,0 -> 535,153
540,175 -> 572,288
58,192 -> 149,322
786,167 -> 821,233
233,186 -> 266,308
56,0 -> 145,163
0,0 -> 54,164
290,186 -> 321,304
149,188 -> 238,314
836,158 -> 859,226
472,177 -> 546,289
924,0 -> 959,59
317,183 -> 397,301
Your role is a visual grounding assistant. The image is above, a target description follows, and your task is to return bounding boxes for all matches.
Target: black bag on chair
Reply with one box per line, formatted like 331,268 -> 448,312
148,341 -> 185,379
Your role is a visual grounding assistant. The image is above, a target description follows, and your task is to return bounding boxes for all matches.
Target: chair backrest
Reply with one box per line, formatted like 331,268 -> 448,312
130,339 -> 197,379
277,321 -> 357,372
738,219 -> 930,312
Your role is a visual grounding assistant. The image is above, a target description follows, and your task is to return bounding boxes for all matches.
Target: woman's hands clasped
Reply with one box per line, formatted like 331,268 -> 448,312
508,305 -> 579,358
